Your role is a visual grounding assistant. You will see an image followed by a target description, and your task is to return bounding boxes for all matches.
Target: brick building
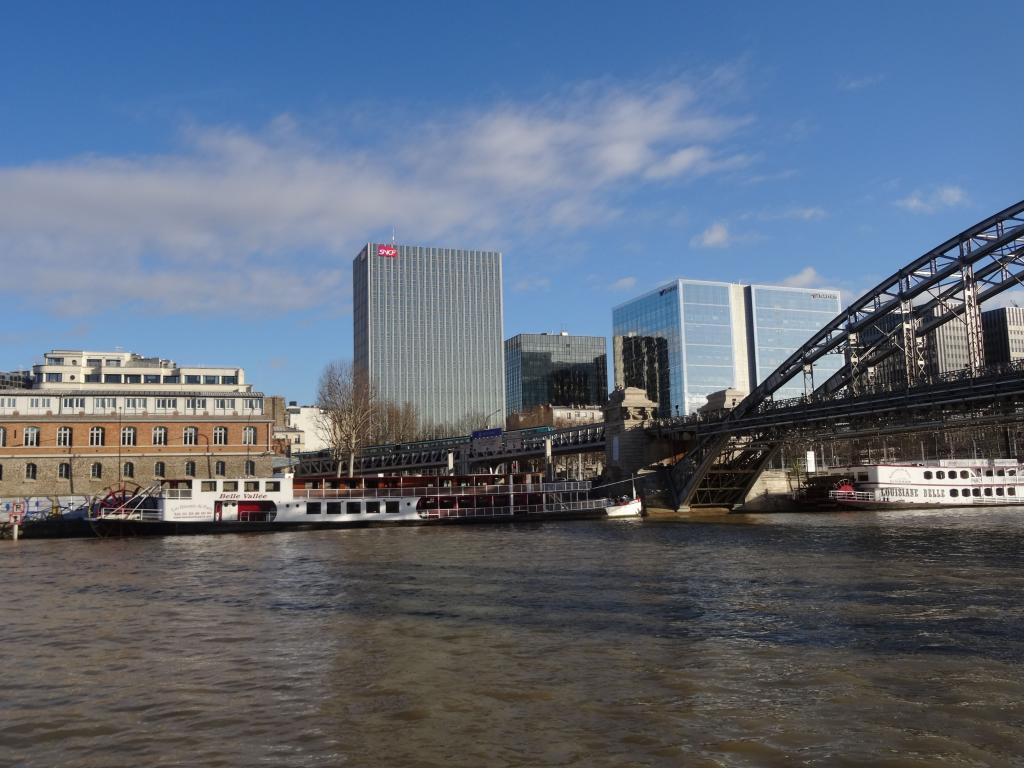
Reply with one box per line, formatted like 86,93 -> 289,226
0,349 -> 273,497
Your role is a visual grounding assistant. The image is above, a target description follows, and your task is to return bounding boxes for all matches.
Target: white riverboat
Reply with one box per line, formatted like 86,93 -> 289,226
85,472 -> 627,535
605,497 -> 643,518
828,459 -> 1024,509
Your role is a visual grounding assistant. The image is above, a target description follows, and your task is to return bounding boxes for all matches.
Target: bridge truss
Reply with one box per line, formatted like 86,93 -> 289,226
669,199 -> 1024,508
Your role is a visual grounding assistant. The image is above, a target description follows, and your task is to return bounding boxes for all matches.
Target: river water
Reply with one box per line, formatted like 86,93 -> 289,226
2,509 -> 1024,767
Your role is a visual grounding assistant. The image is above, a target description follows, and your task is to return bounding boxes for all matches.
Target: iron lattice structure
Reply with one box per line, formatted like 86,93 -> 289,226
672,199 -> 1024,508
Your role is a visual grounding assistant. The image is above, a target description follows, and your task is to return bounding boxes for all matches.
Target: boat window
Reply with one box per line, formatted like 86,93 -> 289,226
996,488 -> 1004,496
936,471 -> 945,479
962,488 -> 970,496
923,471 -> 932,480
265,481 -> 280,492
1010,470 -> 1017,477
960,471 -> 970,479
985,469 -> 994,477
307,502 -> 321,515
223,481 -> 238,492
385,500 -> 400,513
997,470 -> 1005,477
950,489 -> 958,497
857,473 -> 869,482
326,502 -> 341,514
366,501 -> 381,514
244,481 -> 259,492
972,488 -> 981,497
1009,487 -> 1017,496
201,481 -> 216,492
984,488 -> 993,496
346,502 -> 362,514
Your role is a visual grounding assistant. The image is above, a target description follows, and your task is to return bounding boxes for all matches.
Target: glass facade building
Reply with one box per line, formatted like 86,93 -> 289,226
746,285 -> 842,399
505,333 -> 607,415
613,280 -> 842,416
353,243 -> 505,430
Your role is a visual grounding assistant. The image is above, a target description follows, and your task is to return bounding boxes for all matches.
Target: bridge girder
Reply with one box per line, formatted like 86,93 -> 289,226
671,199 -> 1024,509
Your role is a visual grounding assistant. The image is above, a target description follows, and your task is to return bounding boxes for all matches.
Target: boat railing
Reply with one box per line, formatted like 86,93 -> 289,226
828,490 -> 874,502
163,488 -> 193,500
418,498 -> 610,519
297,482 -> 593,499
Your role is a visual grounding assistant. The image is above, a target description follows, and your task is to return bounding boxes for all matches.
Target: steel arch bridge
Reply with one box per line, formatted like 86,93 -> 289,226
671,198 -> 1024,509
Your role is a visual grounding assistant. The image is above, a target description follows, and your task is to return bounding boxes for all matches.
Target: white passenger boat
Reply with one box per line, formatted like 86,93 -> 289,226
605,498 -> 643,518
828,459 -> 1024,509
86,473 -> 615,535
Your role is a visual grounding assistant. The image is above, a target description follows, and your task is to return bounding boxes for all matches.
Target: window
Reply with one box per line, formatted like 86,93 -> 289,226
86,358 -> 101,366
105,359 -> 121,367
215,461 -> 226,476
203,375 -> 219,385
184,375 -> 201,384
121,427 -> 137,446
1010,470 -> 1017,477
936,471 -> 945,479
960,471 -> 970,479
125,397 -> 147,410
90,427 -> 105,446
123,462 -> 134,479
103,374 -> 122,384
47,357 -> 64,365
183,427 -> 198,446
215,398 -> 235,410
986,469 -> 994,477
25,463 -> 37,480
45,372 -> 63,382
244,481 -> 259,492
59,462 -> 71,479
346,502 -> 362,514
144,375 -> 161,384
243,426 -> 256,445
307,502 -> 322,515
326,502 -> 341,514
386,500 -> 400,513
24,427 -> 40,447
152,426 -> 167,445
162,375 -> 180,384
0,427 -> 5,447
124,374 -> 141,384
1009,487 -> 1016,496
156,398 -> 178,411
94,397 -> 116,410
222,481 -> 238,492
222,376 -> 237,385
972,488 -> 981,497
213,426 -> 227,445
154,461 -> 166,477
984,487 -> 992,496
0,464 -> 3,480
244,460 -> 255,476
85,374 -> 101,383
244,399 -> 261,412
366,501 -> 381,514
91,463 -> 103,479
950,489 -> 958,498
57,426 -> 72,446
857,473 -> 869,482
201,481 -> 217,492
187,398 -> 207,410
30,397 -> 51,409
997,469 -> 1006,477
184,461 -> 196,477
923,471 -> 932,480
996,487 -> 1005,496
265,481 -> 280,492
63,397 -> 86,410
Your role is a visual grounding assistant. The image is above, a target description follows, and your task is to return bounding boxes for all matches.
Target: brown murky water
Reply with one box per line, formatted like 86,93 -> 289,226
3,509 -> 1024,767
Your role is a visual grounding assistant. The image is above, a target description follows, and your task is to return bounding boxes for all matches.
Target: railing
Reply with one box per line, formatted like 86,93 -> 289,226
163,488 -> 193,500
418,498 -> 610,519
297,482 -> 593,499
828,490 -> 874,502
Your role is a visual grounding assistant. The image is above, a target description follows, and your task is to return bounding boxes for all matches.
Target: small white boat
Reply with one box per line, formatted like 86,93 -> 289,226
606,497 -> 643,518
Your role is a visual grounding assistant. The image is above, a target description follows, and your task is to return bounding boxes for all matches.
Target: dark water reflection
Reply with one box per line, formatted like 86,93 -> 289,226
2,508 -> 1024,766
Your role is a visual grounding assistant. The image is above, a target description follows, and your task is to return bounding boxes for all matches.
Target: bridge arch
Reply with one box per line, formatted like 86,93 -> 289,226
671,199 -> 1024,509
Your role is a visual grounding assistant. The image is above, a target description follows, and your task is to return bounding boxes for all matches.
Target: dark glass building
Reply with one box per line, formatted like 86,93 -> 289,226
505,333 -> 607,415
353,243 -> 505,430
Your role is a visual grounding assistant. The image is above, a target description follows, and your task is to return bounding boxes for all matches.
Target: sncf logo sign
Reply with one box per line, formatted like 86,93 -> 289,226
377,245 -> 398,258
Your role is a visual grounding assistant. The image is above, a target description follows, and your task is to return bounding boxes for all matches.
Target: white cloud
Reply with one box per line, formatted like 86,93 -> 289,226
512,276 -> 552,293
743,206 -> 826,222
841,75 -> 885,91
895,184 -> 968,214
690,221 -> 731,249
609,276 -> 637,292
781,266 -> 829,288
0,77 -> 754,313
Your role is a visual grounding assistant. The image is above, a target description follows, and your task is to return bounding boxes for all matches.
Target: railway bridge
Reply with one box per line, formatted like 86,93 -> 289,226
296,199 -> 1024,509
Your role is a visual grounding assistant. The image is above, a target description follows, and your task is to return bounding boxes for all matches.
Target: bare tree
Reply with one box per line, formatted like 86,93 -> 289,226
373,400 -> 421,444
316,361 -> 378,477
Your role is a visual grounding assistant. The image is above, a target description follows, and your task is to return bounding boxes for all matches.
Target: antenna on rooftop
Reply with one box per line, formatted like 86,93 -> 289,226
391,225 -> 397,245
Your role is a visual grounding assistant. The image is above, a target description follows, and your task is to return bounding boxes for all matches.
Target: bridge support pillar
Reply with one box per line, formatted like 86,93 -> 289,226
603,388 -> 684,500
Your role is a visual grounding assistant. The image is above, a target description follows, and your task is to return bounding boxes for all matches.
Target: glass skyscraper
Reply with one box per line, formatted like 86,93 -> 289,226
353,243 -> 505,430
505,333 -> 607,415
613,280 -> 842,416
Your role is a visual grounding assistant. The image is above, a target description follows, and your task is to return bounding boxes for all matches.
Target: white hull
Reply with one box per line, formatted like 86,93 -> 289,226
605,498 -> 643,518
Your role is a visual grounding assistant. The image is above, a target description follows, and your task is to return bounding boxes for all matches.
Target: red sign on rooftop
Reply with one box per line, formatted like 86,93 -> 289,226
377,245 -> 398,258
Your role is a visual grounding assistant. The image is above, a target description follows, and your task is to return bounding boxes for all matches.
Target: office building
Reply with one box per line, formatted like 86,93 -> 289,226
353,242 -> 505,430
612,280 -> 842,416
0,349 -> 272,496
983,306 -> 1024,365
504,332 -> 607,416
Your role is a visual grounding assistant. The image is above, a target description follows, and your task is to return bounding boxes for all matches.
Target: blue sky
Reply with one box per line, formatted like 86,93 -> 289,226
2,2 -> 1022,403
